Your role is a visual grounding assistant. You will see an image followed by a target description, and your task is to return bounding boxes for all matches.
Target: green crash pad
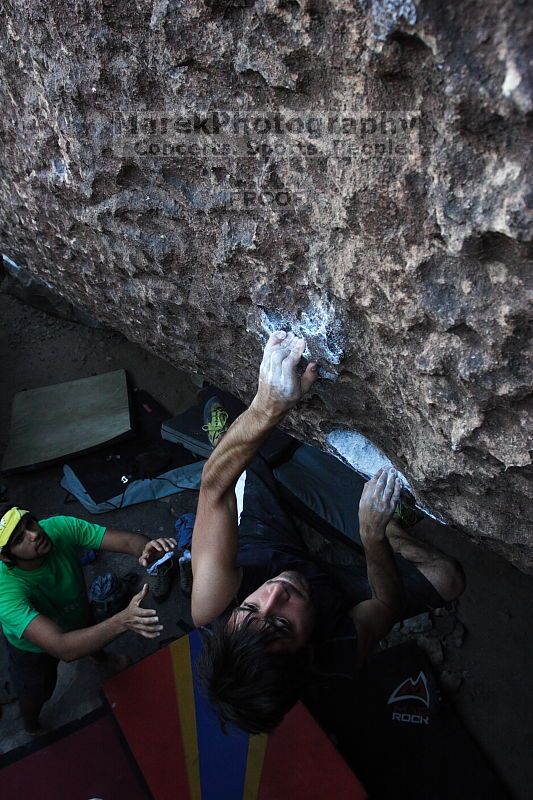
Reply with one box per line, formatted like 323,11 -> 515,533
1,369 -> 133,473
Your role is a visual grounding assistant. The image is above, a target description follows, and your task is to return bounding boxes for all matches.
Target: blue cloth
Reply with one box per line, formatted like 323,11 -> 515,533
79,548 -> 97,566
174,512 -> 196,550
89,572 -> 118,602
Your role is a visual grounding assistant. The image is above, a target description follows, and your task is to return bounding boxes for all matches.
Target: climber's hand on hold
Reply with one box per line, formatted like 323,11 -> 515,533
251,331 -> 318,422
359,467 -> 402,541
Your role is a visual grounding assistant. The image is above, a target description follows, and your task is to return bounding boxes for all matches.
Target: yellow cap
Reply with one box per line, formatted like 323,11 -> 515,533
0,507 -> 30,550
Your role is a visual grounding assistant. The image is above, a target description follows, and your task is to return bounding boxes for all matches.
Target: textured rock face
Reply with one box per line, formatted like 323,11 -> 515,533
0,1 -> 531,570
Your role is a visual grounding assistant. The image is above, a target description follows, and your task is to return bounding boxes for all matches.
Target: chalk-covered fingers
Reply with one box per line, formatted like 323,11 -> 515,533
279,336 -> 307,398
386,470 -> 401,513
266,333 -> 299,378
254,329 -> 317,419
260,331 -> 289,381
372,468 -> 401,508
360,468 -> 383,504
286,338 -> 319,396
359,467 -> 401,539
381,468 -> 399,506
264,329 -> 289,352
262,330 -> 292,365
280,335 -> 305,374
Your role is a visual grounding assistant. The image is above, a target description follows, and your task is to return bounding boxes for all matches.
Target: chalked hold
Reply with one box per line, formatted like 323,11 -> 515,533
260,299 -> 345,381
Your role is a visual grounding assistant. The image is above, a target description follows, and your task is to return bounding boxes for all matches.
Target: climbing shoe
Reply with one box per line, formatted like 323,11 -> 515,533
393,501 -> 424,530
202,396 -> 229,448
146,557 -> 177,603
179,550 -> 193,597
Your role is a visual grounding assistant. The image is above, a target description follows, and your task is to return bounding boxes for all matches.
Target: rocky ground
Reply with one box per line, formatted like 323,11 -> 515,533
0,292 -> 532,799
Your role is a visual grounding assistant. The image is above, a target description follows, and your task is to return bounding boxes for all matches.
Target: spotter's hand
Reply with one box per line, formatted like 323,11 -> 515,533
138,537 -> 177,568
251,330 -> 318,420
358,467 -> 401,540
119,584 -> 163,639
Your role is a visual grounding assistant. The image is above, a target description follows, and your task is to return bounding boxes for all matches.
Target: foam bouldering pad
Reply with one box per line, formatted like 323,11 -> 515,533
61,389 -> 204,511
2,369 -> 133,473
103,630 -> 367,800
161,385 -> 298,465
0,709 -> 150,800
274,442 -> 367,549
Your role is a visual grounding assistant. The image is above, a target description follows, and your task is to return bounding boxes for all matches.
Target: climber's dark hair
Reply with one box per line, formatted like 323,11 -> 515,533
196,611 -> 310,735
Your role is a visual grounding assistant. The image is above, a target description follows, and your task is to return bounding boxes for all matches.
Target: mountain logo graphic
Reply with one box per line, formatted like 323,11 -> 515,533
387,671 -> 430,709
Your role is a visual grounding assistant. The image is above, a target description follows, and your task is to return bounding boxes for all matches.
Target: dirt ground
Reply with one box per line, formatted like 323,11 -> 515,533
0,291 -> 532,799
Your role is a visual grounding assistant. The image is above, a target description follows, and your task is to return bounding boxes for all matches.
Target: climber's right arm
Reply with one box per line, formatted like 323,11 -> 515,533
191,331 -> 318,627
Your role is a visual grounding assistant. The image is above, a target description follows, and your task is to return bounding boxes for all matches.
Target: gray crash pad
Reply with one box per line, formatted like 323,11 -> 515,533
1,370 -> 132,473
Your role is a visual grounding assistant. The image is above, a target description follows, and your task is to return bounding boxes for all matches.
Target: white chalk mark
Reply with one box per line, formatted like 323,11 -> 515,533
502,60 -> 522,97
326,429 -> 411,487
260,298 -> 344,366
326,429 -> 447,524
366,0 -> 418,40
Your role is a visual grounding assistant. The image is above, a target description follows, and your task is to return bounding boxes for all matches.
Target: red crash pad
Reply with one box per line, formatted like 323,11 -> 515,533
104,630 -> 367,800
0,710 -> 149,800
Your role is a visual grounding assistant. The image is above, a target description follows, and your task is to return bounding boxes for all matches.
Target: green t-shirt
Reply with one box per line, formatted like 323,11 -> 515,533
0,515 -> 106,653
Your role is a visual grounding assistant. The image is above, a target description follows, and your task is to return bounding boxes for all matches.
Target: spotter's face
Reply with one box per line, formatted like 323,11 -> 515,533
7,517 -> 52,563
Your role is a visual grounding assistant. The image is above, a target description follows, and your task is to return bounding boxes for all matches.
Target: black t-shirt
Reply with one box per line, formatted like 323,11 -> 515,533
235,544 -> 359,682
